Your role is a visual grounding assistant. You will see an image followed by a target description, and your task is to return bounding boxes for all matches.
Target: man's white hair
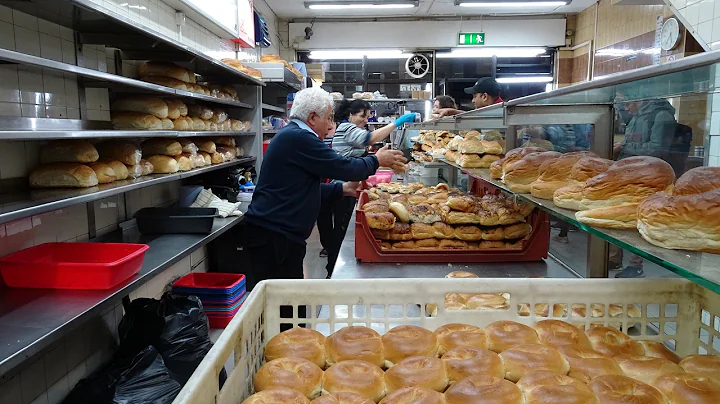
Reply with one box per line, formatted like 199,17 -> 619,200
290,87 -> 334,122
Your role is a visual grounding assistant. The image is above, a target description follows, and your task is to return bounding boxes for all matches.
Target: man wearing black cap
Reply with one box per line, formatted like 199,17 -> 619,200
436,77 -> 503,117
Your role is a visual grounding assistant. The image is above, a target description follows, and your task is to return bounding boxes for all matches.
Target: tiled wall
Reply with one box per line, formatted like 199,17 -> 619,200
708,89 -> 720,166
668,0 -> 720,49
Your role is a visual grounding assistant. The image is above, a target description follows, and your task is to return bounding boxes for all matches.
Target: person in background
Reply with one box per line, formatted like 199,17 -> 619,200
317,122 -> 337,259
245,87 -> 407,298
319,100 -> 416,278
436,78 -> 503,117
433,95 -> 456,113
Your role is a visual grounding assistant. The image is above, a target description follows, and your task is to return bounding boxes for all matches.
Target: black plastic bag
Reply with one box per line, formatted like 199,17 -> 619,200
113,346 -> 181,404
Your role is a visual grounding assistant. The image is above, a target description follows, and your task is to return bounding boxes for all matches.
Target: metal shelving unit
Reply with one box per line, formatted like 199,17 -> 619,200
261,103 -> 285,114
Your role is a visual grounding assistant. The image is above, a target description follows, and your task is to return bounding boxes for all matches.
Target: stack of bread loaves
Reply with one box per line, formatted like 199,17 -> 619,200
489,146 -> 547,180
221,58 -> 263,79
552,157 -> 614,210
138,61 -> 205,94
363,183 -> 534,251
455,137 -> 504,169
528,151 -> 598,200
502,151 -> 562,193
141,137 -> 238,174
242,318 -> 720,404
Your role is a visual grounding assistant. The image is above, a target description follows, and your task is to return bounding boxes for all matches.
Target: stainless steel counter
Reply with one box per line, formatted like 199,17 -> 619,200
0,216 -> 243,378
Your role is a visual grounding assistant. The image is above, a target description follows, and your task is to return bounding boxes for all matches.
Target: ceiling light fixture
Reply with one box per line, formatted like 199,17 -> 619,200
306,1 -> 418,10
455,0 -> 568,7
436,47 -> 546,58
309,49 -> 414,59
496,76 -> 554,83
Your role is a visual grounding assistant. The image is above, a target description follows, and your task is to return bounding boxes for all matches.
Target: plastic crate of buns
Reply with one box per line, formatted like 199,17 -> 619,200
137,61 -> 247,99
28,137 -> 243,189
361,182 -> 535,251
173,277 -> 720,404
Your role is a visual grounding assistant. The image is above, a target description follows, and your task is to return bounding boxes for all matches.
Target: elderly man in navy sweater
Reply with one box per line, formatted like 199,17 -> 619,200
245,87 -> 406,292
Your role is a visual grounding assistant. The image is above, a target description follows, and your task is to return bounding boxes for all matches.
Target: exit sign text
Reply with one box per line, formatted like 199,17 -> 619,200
458,32 -> 485,46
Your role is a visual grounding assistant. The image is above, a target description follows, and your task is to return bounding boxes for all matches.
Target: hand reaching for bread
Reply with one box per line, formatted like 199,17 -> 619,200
375,145 -> 407,172
342,181 -> 361,197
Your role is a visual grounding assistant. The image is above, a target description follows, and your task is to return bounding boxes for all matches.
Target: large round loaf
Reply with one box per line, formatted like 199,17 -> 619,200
40,140 -> 99,164
29,163 -> 99,188
568,157 -> 613,185
503,151 -> 561,194
575,204 -> 640,230
498,147 -> 547,176
530,152 -> 596,200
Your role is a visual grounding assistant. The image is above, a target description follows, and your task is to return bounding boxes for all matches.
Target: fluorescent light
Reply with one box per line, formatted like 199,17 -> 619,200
306,1 -> 418,9
457,1 -> 567,7
436,47 -> 546,58
496,76 -> 553,83
309,50 -> 413,59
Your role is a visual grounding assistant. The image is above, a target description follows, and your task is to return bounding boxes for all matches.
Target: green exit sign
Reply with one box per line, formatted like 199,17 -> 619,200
458,32 -> 485,46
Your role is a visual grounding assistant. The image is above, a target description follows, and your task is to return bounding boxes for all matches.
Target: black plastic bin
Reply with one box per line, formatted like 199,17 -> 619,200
135,208 -> 218,234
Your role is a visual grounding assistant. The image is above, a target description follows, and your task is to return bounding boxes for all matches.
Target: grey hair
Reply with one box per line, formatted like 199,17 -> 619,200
289,87 -> 334,121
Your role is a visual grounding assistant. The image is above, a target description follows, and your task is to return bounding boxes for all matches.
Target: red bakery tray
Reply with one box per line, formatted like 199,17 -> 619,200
0,242 -> 149,290
355,185 -> 550,263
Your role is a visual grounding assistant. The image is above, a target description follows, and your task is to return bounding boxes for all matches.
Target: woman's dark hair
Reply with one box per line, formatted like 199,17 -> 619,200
434,95 -> 456,109
335,99 -> 371,122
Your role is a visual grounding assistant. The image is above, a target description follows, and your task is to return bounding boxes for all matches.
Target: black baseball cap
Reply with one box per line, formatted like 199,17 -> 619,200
464,77 -> 501,97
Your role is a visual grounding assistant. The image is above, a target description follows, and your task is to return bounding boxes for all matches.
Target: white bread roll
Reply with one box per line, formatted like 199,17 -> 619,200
444,374 -> 523,404
499,344 -> 570,382
654,373 -> 720,404
176,154 -> 195,171
29,163 -> 99,188
172,117 -> 191,131
111,96 -> 168,118
382,325 -> 438,367
325,326 -> 384,368
145,155 -> 179,174
590,375 -> 665,404
516,370 -> 600,403
503,151 -> 562,193
196,139 -> 216,154
529,152 -> 596,200
441,347 -> 504,383
485,321 -> 540,353
111,111 -> 163,130
88,161 -> 116,184
575,204 -> 639,229
40,140 -> 99,164
384,356 -> 448,394
102,160 -> 129,181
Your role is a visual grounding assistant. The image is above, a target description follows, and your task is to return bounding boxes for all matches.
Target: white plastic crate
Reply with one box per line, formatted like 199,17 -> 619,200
173,278 -> 720,404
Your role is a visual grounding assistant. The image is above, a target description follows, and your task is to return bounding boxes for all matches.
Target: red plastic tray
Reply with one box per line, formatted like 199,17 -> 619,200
355,183 -> 550,263
173,273 -> 246,293
0,242 -> 149,290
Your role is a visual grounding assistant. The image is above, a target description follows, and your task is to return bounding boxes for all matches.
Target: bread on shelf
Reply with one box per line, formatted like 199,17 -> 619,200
575,203 -> 640,230
141,138 -> 183,157
96,140 -> 142,166
138,61 -> 194,83
29,163 -> 99,188
102,160 -> 129,181
111,96 -> 169,119
457,153 -> 501,168
529,152 -> 596,200
111,111 -> 163,130
145,155 -> 179,174
503,151 -> 561,193
140,75 -> 188,91
39,140 -> 99,164
88,161 -> 116,184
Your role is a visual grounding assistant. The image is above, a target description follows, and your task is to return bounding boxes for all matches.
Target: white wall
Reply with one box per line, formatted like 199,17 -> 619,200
253,0 -> 282,56
665,0 -> 717,49
289,19 -> 567,50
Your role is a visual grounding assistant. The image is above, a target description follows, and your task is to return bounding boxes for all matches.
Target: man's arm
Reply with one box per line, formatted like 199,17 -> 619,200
436,108 -> 465,118
320,182 -> 342,202
296,134 -> 379,181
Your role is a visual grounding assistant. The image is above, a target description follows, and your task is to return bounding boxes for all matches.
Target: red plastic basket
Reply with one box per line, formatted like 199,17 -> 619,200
0,242 -> 149,290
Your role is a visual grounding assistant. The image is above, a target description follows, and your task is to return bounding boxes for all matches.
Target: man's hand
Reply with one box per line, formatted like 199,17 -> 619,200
436,108 -> 462,118
342,181 -> 360,197
613,143 -> 622,154
375,145 -> 408,169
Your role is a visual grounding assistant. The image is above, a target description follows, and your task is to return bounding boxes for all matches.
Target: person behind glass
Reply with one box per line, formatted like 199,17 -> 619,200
244,88 -> 407,312
316,122 -> 337,259
435,78 -> 503,117
320,100 -> 416,278
433,95 -> 456,113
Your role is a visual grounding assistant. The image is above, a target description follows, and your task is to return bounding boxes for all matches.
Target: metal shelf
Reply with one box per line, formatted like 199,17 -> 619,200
0,157 -> 256,226
339,98 -> 431,102
261,103 -> 285,113
0,129 -> 256,141
263,129 -> 280,134
0,215 -> 244,378
245,63 -> 303,91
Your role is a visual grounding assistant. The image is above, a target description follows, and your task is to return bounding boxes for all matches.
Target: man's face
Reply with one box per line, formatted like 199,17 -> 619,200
308,103 -> 335,140
472,92 -> 492,108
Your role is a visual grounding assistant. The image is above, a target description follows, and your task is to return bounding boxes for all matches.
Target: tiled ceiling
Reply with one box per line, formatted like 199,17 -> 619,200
264,0 -> 595,19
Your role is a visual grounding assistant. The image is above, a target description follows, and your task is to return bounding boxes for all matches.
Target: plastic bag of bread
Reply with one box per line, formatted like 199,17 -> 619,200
164,99 -> 187,119
138,61 -> 193,83
192,153 -> 206,168
88,161 -> 116,184
219,120 -> 231,131
29,163 -> 99,188
186,83 -> 203,94
160,118 -> 174,130
111,97 -> 168,119
236,147 -> 244,157
146,155 -> 179,174
101,160 -> 129,181
139,159 -> 154,176
216,146 -> 236,161
198,151 -> 212,166
112,111 -> 163,130
229,119 -> 243,131
177,138 -> 199,154
40,140 -> 99,164
213,136 -> 236,147
126,163 -> 144,179
188,105 -> 213,120
205,121 -> 218,131
210,109 -> 228,123
140,76 -> 188,91
96,140 -> 142,166
210,151 -> 224,164
141,139 -> 182,157
175,154 -> 195,171
190,117 -> 205,131
172,117 -> 191,131
196,140 -> 216,153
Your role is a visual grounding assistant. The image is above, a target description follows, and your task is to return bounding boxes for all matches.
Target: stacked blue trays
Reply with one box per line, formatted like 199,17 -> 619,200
172,273 -> 247,328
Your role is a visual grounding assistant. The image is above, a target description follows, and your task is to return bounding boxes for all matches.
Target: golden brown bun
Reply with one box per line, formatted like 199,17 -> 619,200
190,117 -> 206,131
576,204 -> 639,230
446,196 -> 476,213
29,163 -> 99,188
590,374 -> 666,404
457,139 -> 503,155
205,121 -> 218,131
325,326 -> 384,368
141,138 -> 183,156
138,61 -> 192,82
516,370 -> 600,403
499,343 -> 570,382
415,238 -> 440,249
88,161 -> 116,184
503,151 -> 562,193
504,223 -> 532,239
445,271 -> 478,278
160,118 -> 174,129
439,239 -> 468,249
172,117 -> 191,130
175,154 -> 194,171
534,320 -> 592,348
679,355 -> 720,384
410,223 -> 434,240
210,151 -> 224,164
490,158 -> 504,179
195,139 -> 216,153
432,222 -> 455,239
40,140 -> 99,164
198,151 -> 212,166
392,240 -> 416,249
96,140 -> 142,166
165,99 -> 187,118
384,356 -> 448,393
639,340 -> 681,364
586,326 -> 644,357
312,393 -> 374,404
140,75 -> 188,90
444,374 -> 523,404
485,321 -> 540,353
554,184 -> 584,211
382,325 -> 438,367
254,357 -> 323,399
530,152 -> 596,200
242,388 -> 311,404
613,354 -> 684,386
454,225 -> 483,241
322,360 -> 386,402
389,202 -> 410,223
569,157 -> 614,183
146,155 -> 179,174
673,166 -> 720,195
389,223 -> 413,241
556,344 -> 623,384
441,347 -> 503,382
409,204 -> 442,224
101,160 -> 128,181
654,373 -> 720,404
111,96 -> 168,118
581,156 -> 675,210
434,324 -> 487,355
378,386 -> 445,404
501,146 -> 547,172
366,212 -> 396,231
457,153 -> 501,168
265,328 -> 326,369
363,200 -> 390,213
139,159 -> 154,175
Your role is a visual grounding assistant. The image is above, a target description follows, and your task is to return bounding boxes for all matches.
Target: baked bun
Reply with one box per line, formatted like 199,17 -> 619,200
409,204 -> 442,224
575,204 -> 639,230
442,347 -> 504,382
516,370 -> 599,404
534,320 -> 592,348
457,153 -> 501,168
102,160 -> 129,181
389,223 -> 413,241
378,386 -> 445,404
580,156 -> 675,211
639,340 -> 681,364
322,360 -> 386,402
312,393 -> 374,404
384,356 -> 448,393
638,166 -> 720,253
265,327 -> 326,368
590,375 -> 666,404
434,324 -> 487,355
325,326 -> 384,368
392,240 -> 416,249
366,212 -> 396,230
568,157 -> 614,184
88,161 -> 116,184
453,226 -> 483,241
389,202 -> 410,223
363,200 -> 390,213
410,223 -> 434,240
29,163 -> 99,188
242,388 -> 311,404
586,326 -> 644,357
503,151 -> 562,193
40,140 -> 99,164
457,139 -> 503,155
141,138 -> 183,156
530,152 -> 596,200
432,222 -> 455,239
654,373 -> 720,404
554,184 -> 584,211
485,321 -> 540,352
444,374 -> 523,404
501,146 -> 547,174
490,158 -> 504,179
146,155 -> 179,174
446,196 -> 476,213
679,355 -> 720,384
556,344 -> 623,384
499,344 -> 570,382
445,271 -> 478,278
503,223 -> 532,240
415,238 -> 440,249
382,325 -> 438,367
613,354 -> 684,386
254,357 -> 323,399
